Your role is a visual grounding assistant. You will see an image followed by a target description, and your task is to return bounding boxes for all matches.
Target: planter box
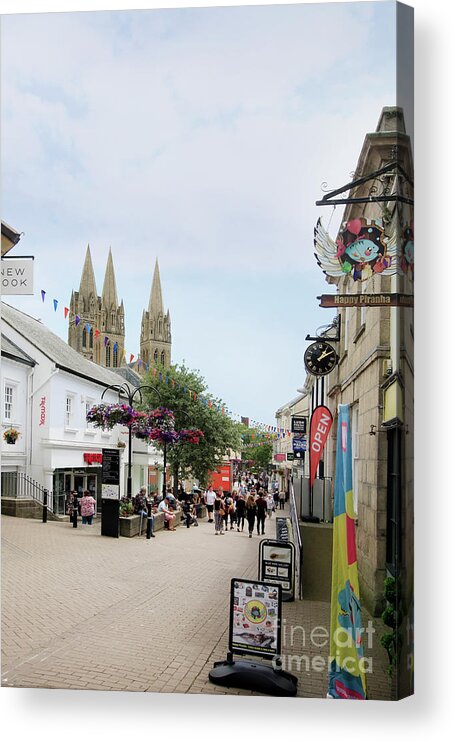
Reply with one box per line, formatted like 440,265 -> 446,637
119,511 -> 181,537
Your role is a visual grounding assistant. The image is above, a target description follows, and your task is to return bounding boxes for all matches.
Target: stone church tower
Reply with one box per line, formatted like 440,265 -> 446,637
68,246 -> 125,369
140,259 -> 172,370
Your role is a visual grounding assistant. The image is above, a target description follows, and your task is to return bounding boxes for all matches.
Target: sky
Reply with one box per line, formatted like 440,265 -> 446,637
0,0 -> 402,427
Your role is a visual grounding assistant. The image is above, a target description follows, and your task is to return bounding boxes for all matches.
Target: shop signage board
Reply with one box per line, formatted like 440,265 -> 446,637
1,256 -> 34,294
286,452 -> 295,461
101,448 -> 120,499
259,539 -> 295,601
101,448 -> 120,537
229,578 -> 282,659
292,435 -> 307,452
275,516 -> 291,543
291,417 -> 307,434
318,293 -> 414,308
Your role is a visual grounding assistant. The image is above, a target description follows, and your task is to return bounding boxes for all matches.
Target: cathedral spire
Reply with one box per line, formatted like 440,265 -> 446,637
79,244 -> 97,298
102,247 -> 118,308
148,258 -> 164,316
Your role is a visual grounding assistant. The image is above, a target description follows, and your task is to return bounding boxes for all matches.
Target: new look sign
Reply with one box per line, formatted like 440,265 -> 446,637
1,257 -> 34,295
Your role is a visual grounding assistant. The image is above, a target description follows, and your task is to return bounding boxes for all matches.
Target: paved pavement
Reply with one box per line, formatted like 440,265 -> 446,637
1,508 -> 392,699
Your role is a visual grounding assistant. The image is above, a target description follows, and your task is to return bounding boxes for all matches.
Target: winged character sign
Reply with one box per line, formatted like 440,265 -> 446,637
314,217 -> 398,282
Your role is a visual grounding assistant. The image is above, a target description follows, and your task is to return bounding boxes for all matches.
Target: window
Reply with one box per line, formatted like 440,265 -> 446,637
106,345 -> 111,367
65,395 -> 75,428
113,345 -> 118,368
82,328 -> 88,349
154,349 -> 158,362
161,351 -> 165,365
4,384 -> 14,422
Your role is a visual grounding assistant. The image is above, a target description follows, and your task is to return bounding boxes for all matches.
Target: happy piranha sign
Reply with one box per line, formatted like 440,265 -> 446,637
314,217 -> 397,282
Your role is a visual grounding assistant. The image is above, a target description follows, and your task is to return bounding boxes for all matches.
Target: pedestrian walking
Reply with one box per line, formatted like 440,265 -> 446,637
235,493 -> 246,531
204,485 -> 216,522
245,494 -> 257,538
80,490 -> 96,525
224,494 -> 235,530
266,492 -> 275,518
279,490 -> 286,510
256,491 -> 267,535
214,490 -> 225,535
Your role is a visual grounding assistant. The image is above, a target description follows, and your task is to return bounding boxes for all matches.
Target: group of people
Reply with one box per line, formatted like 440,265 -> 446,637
204,477 -> 285,538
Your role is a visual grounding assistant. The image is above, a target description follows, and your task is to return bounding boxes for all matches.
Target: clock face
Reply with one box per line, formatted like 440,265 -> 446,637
304,341 -> 338,377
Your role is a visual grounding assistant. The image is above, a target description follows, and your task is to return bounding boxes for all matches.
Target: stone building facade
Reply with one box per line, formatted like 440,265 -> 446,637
139,259 -> 172,370
68,250 -> 172,372
320,107 -> 413,622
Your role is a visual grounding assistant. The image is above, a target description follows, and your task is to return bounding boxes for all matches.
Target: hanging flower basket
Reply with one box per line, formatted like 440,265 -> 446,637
149,407 -> 175,428
149,428 -> 180,444
86,403 -> 135,429
3,428 -> 20,444
178,428 -> 204,445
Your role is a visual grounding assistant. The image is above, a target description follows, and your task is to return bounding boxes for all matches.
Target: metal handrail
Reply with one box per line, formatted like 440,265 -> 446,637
1,471 -> 54,512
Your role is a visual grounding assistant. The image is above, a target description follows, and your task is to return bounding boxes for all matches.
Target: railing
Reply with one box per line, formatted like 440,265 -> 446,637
1,471 -> 54,512
289,481 -> 303,599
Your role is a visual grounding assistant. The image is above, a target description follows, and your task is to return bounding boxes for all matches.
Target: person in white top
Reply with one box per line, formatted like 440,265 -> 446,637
266,493 -> 275,518
204,486 -> 216,522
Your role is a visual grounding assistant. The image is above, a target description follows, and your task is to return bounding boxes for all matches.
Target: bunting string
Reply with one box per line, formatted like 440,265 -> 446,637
34,285 -> 294,434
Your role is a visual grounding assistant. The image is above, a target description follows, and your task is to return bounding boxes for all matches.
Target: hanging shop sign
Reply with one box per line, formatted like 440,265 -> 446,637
318,293 -> 414,308
259,540 -> 295,601
1,256 -> 34,295
286,453 -> 295,461
314,217 -> 396,283
292,435 -> 307,452
274,453 -> 286,462
229,578 -> 282,659
291,417 -> 307,434
309,406 -> 333,489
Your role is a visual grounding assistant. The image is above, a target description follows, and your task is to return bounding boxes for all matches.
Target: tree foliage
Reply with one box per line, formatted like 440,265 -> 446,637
240,426 -> 273,470
139,362 -> 242,487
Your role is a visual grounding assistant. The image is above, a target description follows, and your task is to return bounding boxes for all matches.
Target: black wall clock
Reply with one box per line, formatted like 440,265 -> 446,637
304,341 -> 338,377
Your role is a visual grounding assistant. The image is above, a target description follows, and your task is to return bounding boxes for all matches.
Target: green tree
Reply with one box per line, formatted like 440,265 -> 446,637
140,362 -> 242,489
240,426 -> 273,471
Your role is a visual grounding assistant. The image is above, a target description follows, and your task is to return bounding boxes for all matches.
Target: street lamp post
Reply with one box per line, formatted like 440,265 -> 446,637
101,383 -> 161,499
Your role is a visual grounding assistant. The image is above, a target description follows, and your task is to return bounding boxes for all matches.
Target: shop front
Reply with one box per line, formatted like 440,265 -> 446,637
52,452 -> 103,515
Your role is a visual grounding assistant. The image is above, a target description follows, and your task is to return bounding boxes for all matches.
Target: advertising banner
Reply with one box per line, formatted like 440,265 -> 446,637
229,578 -> 282,659
309,406 -> 333,489
327,404 -> 367,700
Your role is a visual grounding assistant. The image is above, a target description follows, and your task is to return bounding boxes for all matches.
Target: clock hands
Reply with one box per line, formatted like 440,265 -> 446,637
317,348 -> 335,362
